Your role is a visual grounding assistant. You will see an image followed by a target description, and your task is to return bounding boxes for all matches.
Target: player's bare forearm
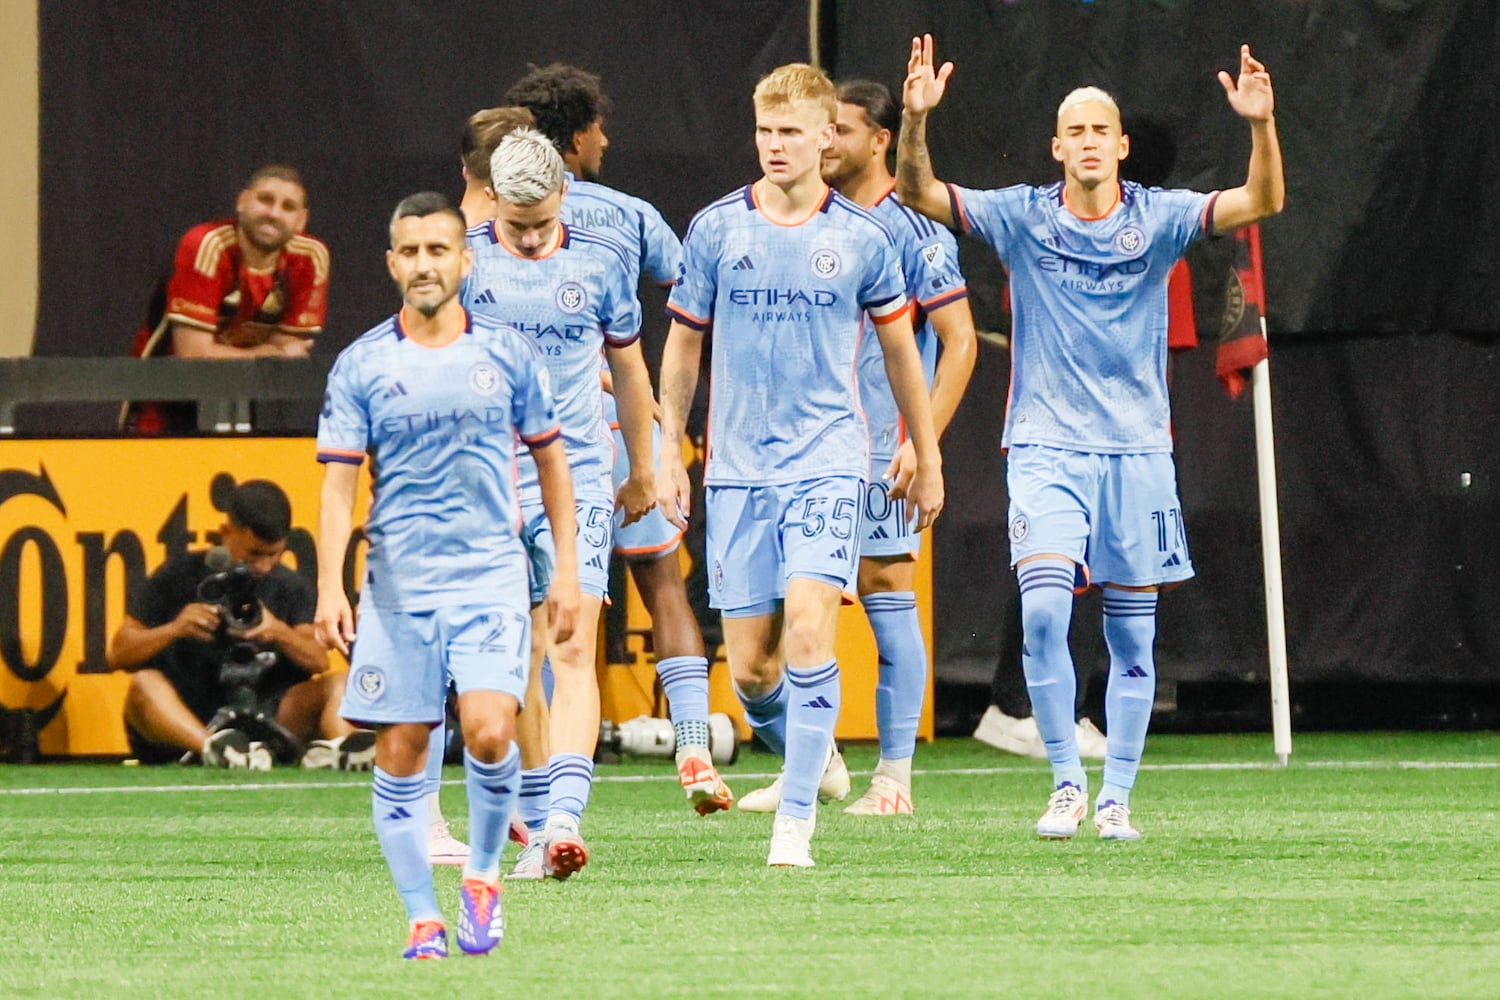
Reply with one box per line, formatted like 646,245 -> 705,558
897,33 -> 957,227
896,111 -> 955,229
1212,45 -> 1286,233
532,439 -> 579,581
877,317 -> 942,468
315,462 -> 359,652
657,321 -> 703,451
603,341 -> 657,521
926,299 -> 978,439
251,619 -> 330,676
107,616 -> 183,672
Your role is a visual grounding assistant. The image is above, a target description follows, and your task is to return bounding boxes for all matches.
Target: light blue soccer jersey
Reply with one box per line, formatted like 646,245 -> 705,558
857,187 -> 968,462
949,179 -> 1216,454
463,223 -> 641,500
668,184 -> 909,487
562,173 -> 684,287
316,311 -> 560,612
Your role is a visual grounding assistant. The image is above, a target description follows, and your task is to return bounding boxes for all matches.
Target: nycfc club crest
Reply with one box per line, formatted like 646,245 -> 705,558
1009,515 -> 1029,543
1112,225 -> 1145,256
555,281 -> 587,314
810,248 -> 841,279
468,361 -> 500,397
355,667 -> 386,701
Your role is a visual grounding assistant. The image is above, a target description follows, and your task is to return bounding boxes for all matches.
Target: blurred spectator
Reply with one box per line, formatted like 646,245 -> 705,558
125,165 -> 329,434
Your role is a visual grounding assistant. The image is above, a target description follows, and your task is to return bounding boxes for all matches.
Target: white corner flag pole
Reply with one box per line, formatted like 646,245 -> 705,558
1249,318 -> 1293,766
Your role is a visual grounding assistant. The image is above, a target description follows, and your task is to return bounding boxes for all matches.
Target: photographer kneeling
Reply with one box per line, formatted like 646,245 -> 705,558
108,479 -> 373,770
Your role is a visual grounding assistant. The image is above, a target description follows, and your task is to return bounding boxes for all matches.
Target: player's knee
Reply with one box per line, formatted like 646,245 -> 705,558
461,718 -> 515,761
1020,592 -> 1071,651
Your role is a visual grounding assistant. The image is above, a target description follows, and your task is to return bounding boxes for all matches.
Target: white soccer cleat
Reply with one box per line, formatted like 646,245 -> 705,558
246,741 -> 273,772
302,730 -> 377,771
202,728 -> 250,768
1094,800 -> 1143,841
543,817 -> 589,880
736,774 -> 783,813
737,748 -> 851,813
1075,718 -> 1108,760
428,820 -> 470,866
766,813 -> 816,868
972,706 -> 1046,758
1035,782 -> 1088,839
508,840 -> 547,881
843,774 -> 914,816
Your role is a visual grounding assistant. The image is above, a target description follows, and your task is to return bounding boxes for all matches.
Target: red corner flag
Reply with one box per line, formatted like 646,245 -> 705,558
1217,223 -> 1270,398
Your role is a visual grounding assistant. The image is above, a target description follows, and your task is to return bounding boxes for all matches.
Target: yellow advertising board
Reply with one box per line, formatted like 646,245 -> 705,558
0,438 -> 932,758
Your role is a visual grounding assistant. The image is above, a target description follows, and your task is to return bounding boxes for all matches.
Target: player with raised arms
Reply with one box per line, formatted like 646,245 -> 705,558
462,128 -> 656,880
314,191 -> 578,957
896,35 -> 1284,839
658,62 -> 945,867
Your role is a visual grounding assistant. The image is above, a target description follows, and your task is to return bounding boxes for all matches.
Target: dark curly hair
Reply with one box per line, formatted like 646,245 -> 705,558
504,63 -> 613,155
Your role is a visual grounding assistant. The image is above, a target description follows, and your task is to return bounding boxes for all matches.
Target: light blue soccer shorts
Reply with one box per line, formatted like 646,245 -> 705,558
858,457 -> 921,560
705,475 -> 864,616
611,423 -> 683,561
1005,443 -> 1194,588
522,479 -> 614,604
340,599 -> 533,726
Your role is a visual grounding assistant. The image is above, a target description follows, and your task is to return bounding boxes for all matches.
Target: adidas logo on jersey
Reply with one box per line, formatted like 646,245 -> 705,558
800,696 -> 834,709
587,555 -> 606,571
830,546 -> 848,561
473,288 -> 498,304
382,381 -> 408,399
869,525 -> 889,540
1161,552 -> 1183,567
731,255 -> 755,270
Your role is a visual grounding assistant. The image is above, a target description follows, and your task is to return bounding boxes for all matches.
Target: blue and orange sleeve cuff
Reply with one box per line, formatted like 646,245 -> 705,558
522,426 -> 562,449
918,286 -> 970,312
317,447 -> 365,465
667,303 -> 711,331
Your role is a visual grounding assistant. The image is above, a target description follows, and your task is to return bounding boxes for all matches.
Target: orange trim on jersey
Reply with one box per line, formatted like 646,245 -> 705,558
317,448 -> 366,464
397,307 -> 469,348
667,303 -> 711,329
919,286 -> 970,311
491,219 -> 565,261
750,180 -> 831,228
946,184 -> 972,233
615,530 -> 685,559
1062,183 -> 1121,221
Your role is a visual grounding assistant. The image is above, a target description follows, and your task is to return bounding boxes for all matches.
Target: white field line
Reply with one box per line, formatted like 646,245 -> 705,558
0,758 -> 1496,797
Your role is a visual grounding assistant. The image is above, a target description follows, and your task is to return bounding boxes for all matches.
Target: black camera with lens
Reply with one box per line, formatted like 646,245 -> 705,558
197,555 -> 262,632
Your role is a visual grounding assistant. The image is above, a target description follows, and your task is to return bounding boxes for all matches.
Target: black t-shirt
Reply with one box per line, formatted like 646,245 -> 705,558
128,550 -> 316,721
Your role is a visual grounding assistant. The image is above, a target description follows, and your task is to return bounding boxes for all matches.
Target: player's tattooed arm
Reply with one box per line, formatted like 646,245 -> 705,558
897,33 -> 958,229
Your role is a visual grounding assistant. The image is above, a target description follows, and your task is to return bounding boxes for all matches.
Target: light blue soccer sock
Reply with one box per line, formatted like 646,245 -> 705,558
734,677 -> 789,756
1017,559 -> 1087,791
547,752 -> 594,826
656,655 -> 711,750
1099,589 -> 1159,809
780,660 -> 841,821
518,767 -> 550,835
861,592 -> 925,763
423,723 -> 446,798
463,744 -> 520,881
371,767 -> 440,922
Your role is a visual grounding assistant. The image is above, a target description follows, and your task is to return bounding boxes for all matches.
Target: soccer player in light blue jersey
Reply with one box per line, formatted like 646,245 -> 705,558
659,63 -> 945,868
313,192 -> 579,959
506,63 -> 733,822
462,128 -> 658,880
898,35 -> 1285,840
811,79 -> 977,818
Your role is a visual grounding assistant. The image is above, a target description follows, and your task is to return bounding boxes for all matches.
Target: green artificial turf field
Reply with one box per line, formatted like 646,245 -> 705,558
1,733 -> 1496,999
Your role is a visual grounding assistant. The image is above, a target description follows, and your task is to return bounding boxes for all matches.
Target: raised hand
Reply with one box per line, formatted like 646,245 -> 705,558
904,33 -> 954,116
1218,44 -> 1275,122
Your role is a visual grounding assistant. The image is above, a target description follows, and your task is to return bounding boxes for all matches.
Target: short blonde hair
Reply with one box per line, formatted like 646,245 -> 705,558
489,127 -> 566,206
753,63 -> 836,122
1056,86 -> 1121,126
